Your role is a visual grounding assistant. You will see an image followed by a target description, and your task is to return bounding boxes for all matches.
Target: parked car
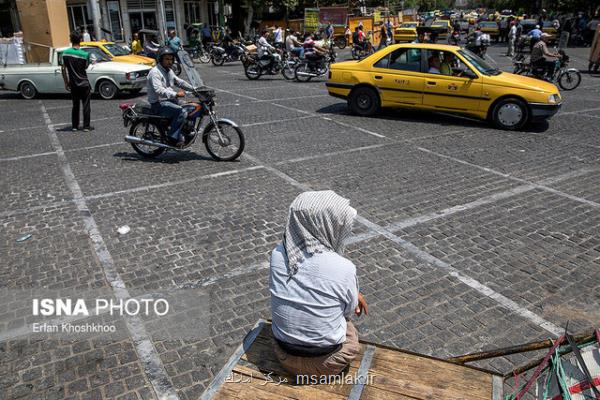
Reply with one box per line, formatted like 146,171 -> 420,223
0,47 -> 151,99
81,41 -> 155,67
430,20 -> 452,40
394,22 -> 419,42
326,43 -> 562,130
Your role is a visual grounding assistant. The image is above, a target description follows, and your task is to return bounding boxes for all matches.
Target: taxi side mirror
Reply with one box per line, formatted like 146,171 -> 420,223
462,69 -> 477,79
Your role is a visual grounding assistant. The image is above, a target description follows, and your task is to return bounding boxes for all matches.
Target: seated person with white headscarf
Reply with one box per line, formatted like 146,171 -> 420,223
270,190 -> 368,377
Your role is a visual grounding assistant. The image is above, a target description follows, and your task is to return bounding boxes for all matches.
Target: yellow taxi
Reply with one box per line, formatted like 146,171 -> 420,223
326,44 -> 562,130
541,21 -> 558,42
81,41 -> 155,66
478,21 -> 500,41
430,20 -> 452,40
394,22 -> 419,42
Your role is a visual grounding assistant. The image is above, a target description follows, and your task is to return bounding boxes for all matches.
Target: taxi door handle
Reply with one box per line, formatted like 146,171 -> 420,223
374,75 -> 382,80
426,81 -> 437,85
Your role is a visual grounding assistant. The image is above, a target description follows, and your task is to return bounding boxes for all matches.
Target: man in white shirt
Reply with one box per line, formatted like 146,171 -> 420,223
273,25 -> 284,49
507,21 -> 517,56
257,30 -> 276,70
270,191 -> 368,377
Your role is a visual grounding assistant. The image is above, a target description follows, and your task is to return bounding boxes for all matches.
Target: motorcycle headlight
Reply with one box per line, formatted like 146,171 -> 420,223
547,94 -> 560,104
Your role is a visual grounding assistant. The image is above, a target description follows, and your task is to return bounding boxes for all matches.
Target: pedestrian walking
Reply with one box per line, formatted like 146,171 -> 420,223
61,32 -> 93,132
378,24 -> 388,50
507,21 -> 517,57
273,25 -> 284,50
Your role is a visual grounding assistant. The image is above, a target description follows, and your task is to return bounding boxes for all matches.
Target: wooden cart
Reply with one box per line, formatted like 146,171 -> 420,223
201,320 -> 504,400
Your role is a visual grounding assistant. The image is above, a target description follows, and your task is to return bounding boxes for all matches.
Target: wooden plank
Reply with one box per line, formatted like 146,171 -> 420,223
361,384 -> 430,400
213,370 -> 349,400
365,348 -> 493,400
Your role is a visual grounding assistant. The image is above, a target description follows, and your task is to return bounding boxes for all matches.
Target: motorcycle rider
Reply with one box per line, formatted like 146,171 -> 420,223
221,28 -> 240,59
147,46 -> 195,147
530,33 -> 561,78
286,30 -> 304,59
257,29 -> 277,72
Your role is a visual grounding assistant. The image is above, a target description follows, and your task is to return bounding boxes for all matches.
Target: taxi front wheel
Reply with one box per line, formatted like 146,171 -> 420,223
491,98 -> 529,131
349,87 -> 380,116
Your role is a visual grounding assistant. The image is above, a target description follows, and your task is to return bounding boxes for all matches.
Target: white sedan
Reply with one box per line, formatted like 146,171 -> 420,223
0,46 -> 151,100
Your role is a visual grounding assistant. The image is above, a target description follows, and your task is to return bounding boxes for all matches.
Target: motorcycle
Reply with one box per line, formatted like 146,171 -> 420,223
294,46 -> 337,82
243,50 -> 286,80
466,33 -> 490,58
281,51 -> 300,80
188,42 -> 212,64
351,40 -> 374,60
333,35 -> 347,49
513,51 -> 581,91
120,87 -> 245,160
450,30 -> 461,45
211,43 -> 248,66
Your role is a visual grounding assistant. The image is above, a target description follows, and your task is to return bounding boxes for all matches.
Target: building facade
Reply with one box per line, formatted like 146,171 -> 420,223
65,0 -> 217,44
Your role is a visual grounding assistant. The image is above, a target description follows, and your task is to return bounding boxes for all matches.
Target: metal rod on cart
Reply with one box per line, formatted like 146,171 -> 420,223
447,331 -> 595,364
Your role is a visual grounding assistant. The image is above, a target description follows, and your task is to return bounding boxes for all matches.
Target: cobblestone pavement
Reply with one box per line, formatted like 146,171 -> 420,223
1,44 -> 599,399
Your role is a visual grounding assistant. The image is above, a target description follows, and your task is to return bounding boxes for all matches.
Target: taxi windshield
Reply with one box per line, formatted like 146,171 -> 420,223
104,43 -> 130,56
458,49 -> 500,75
81,47 -> 110,62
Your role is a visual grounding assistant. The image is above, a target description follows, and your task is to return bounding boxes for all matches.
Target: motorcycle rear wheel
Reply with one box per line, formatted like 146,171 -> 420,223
129,120 -> 166,158
199,50 -> 211,63
244,63 -> 261,80
336,38 -> 347,49
558,70 -> 581,91
204,121 -> 245,161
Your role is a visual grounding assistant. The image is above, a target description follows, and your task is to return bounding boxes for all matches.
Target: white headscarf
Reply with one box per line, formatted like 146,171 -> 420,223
282,190 -> 357,278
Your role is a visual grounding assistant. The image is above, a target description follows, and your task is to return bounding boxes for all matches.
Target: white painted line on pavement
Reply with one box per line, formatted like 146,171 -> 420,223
243,150 -> 563,337
386,167 -> 597,232
559,106 -> 600,115
418,146 -> 600,209
275,143 -> 389,165
40,102 -> 181,400
217,94 -> 329,107
0,151 -> 57,162
0,142 -> 124,163
241,115 -> 312,127
86,165 -> 265,200
211,86 -> 388,139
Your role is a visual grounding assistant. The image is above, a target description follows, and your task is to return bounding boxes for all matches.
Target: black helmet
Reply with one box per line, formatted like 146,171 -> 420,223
157,46 -> 176,62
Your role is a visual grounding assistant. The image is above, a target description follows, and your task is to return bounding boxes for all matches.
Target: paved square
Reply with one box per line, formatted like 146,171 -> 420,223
1,45 -> 599,399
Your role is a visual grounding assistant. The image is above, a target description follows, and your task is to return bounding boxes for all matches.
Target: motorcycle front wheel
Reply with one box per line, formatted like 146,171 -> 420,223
558,70 -> 581,91
212,53 -> 225,66
282,62 -> 296,80
295,63 -> 312,82
336,38 -> 347,49
204,121 -> 245,161
199,51 -> 211,63
129,120 -> 166,158
244,63 -> 261,80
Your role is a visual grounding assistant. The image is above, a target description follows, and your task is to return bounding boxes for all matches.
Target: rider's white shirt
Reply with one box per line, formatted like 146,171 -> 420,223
258,36 -> 274,58
147,64 -> 193,104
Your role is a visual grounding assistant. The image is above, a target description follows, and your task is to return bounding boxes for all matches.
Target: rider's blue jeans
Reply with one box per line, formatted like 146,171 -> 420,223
151,100 -> 185,142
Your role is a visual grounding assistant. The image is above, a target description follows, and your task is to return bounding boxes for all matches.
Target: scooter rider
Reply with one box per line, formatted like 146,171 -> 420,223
531,33 -> 561,78
147,46 -> 194,147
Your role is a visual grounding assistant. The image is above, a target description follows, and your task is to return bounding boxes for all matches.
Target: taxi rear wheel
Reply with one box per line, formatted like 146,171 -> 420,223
491,98 -> 529,131
349,87 -> 380,117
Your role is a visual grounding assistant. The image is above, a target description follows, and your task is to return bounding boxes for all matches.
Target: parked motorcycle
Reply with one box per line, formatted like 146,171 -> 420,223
513,51 -> 581,91
211,43 -> 247,66
294,46 -> 337,82
243,51 -> 285,80
120,87 -> 245,160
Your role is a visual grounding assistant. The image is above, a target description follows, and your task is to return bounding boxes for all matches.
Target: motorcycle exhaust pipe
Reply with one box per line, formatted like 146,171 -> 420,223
296,71 -> 318,77
124,135 -> 177,150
